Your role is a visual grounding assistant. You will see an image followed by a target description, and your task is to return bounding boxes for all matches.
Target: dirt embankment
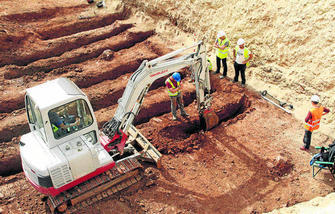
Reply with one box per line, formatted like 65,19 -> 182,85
267,193 -> 335,214
119,0 -> 335,137
0,0 -> 335,213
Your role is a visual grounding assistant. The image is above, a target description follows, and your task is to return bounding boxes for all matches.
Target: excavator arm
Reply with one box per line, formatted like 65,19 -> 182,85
29,42 -> 218,213
102,41 -> 218,153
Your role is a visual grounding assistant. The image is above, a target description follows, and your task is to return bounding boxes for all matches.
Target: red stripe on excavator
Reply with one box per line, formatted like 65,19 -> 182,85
25,161 -> 116,196
150,69 -> 168,77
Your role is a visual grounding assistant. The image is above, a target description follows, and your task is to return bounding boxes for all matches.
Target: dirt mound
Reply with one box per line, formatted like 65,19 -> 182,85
268,158 -> 294,178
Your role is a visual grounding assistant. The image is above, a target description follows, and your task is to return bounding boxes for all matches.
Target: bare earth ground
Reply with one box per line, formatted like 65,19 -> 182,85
0,1 -> 334,214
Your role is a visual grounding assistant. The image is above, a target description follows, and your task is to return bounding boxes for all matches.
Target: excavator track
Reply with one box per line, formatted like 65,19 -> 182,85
47,158 -> 143,213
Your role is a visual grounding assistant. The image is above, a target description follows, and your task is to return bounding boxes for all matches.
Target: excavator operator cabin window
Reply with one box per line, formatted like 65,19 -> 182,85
25,96 -> 36,124
49,99 -> 93,139
25,95 -> 47,141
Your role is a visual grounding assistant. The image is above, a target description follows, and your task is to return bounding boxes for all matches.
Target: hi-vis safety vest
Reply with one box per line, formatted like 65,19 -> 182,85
52,124 -> 59,133
235,46 -> 251,67
207,58 -> 213,71
304,106 -> 324,132
166,78 -> 180,96
216,38 -> 230,59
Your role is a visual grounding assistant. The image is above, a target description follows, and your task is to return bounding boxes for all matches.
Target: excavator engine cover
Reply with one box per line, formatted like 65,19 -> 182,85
201,109 -> 219,131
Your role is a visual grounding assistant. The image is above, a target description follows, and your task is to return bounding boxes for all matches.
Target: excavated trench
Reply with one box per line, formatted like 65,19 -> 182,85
36,10 -> 130,40
0,32 -> 156,113
0,9 -> 130,66
2,22 -> 135,78
158,96 -> 250,142
0,156 -> 21,177
138,93 -> 252,155
0,5 -> 88,23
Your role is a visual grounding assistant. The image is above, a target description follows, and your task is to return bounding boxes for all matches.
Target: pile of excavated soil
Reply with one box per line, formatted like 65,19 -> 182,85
1,0 -> 335,213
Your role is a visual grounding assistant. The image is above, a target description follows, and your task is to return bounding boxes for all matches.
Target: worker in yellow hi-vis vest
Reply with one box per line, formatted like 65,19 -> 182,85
214,31 -> 230,79
165,72 -> 189,121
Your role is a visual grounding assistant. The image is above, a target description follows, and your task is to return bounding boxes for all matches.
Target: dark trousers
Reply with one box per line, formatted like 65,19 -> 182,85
233,62 -> 246,84
216,57 -> 227,76
303,130 -> 312,149
170,93 -> 186,117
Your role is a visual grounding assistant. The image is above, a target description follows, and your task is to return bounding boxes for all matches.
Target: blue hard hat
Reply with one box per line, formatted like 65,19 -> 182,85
172,72 -> 181,82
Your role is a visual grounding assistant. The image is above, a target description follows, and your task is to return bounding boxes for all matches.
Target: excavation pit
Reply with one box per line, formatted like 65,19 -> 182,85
141,93 -> 251,155
0,1 -> 333,213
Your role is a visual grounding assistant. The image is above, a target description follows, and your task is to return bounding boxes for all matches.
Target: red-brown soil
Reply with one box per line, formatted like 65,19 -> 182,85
0,1 -> 334,214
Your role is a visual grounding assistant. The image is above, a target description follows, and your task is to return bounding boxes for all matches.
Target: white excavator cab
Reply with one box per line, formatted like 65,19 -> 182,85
24,78 -> 98,148
20,78 -> 116,196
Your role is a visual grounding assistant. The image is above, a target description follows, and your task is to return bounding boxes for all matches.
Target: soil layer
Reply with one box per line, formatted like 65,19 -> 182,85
0,1 -> 334,214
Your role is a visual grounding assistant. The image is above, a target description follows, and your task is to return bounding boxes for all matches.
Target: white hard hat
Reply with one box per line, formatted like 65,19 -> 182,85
237,38 -> 245,45
311,95 -> 320,103
217,30 -> 226,38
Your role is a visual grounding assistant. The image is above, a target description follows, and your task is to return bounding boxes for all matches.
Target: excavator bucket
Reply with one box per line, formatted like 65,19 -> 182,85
201,109 -> 219,131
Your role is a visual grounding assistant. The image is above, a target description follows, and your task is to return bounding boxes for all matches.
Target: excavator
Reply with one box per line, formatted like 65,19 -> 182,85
19,41 -> 219,213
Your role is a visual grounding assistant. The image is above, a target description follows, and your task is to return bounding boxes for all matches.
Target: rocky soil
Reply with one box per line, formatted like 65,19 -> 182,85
0,0 -> 334,213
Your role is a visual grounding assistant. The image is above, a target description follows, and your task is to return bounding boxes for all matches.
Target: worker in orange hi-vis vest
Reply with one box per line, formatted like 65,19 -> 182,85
301,95 -> 330,151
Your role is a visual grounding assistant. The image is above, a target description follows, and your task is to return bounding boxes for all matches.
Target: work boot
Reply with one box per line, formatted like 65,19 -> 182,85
220,75 -> 226,79
172,115 -> 178,121
300,146 -> 309,151
241,83 -> 246,87
214,70 -> 219,74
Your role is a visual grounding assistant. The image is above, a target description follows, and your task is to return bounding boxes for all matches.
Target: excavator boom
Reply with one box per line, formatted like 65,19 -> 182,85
103,41 -> 218,148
